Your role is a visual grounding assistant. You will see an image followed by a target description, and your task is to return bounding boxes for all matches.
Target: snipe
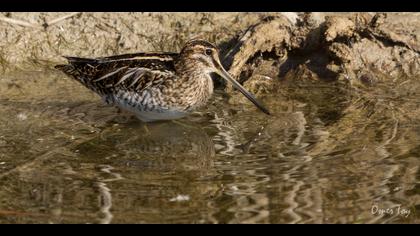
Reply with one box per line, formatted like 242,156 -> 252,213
55,39 -> 270,122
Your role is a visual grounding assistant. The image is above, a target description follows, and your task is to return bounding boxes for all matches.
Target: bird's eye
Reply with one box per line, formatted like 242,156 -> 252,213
205,49 -> 212,56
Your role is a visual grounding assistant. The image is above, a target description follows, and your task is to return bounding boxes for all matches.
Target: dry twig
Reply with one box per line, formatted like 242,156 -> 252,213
0,13 -> 81,30
0,16 -> 42,29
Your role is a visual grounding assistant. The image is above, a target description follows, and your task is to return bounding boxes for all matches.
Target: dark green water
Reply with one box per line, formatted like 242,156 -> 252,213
0,71 -> 418,223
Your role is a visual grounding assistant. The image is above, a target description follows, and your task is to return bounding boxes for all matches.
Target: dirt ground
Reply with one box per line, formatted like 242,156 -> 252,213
0,12 -> 419,86
0,12 -> 273,71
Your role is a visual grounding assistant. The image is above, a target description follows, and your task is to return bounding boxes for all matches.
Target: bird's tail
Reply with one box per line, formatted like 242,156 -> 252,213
55,57 -> 104,95
55,64 -> 74,74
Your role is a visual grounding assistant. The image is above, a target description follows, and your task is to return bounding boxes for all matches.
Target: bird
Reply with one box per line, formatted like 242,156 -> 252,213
55,39 -> 270,122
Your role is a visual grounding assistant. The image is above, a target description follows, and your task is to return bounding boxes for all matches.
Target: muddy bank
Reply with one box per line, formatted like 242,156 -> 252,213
0,12 -> 419,84
0,12 -> 273,72
225,13 -> 419,92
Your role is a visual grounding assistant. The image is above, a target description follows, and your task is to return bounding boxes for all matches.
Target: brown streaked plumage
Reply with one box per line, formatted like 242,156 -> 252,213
55,39 -> 270,122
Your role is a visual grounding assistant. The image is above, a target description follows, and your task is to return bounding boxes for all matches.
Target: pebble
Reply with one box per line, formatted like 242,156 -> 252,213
17,113 -> 28,121
169,195 -> 190,202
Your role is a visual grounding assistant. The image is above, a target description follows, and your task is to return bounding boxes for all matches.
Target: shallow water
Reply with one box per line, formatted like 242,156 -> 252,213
0,71 -> 419,223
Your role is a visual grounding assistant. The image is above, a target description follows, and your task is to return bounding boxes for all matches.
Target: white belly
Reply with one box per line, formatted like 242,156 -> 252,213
133,109 -> 188,122
111,96 -> 188,122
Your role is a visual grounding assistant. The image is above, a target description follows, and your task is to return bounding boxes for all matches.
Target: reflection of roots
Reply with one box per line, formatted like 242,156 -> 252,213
282,155 -> 317,224
375,110 -> 399,159
292,111 -> 307,146
96,182 -> 113,224
95,165 -> 124,224
231,194 -> 270,224
211,112 -> 238,156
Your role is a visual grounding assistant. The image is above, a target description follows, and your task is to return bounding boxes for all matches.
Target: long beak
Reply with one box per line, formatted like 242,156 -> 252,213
213,58 -> 271,115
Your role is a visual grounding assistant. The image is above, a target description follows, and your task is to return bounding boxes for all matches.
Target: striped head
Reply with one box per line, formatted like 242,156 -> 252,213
178,39 -> 221,73
177,39 -> 271,115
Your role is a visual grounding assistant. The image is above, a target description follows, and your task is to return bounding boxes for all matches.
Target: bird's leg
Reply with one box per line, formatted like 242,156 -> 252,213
142,123 -> 151,136
171,120 -> 197,130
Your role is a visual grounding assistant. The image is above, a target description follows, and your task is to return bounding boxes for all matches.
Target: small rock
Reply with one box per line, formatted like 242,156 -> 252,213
359,72 -> 378,86
169,195 -> 190,202
17,113 -> 28,121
